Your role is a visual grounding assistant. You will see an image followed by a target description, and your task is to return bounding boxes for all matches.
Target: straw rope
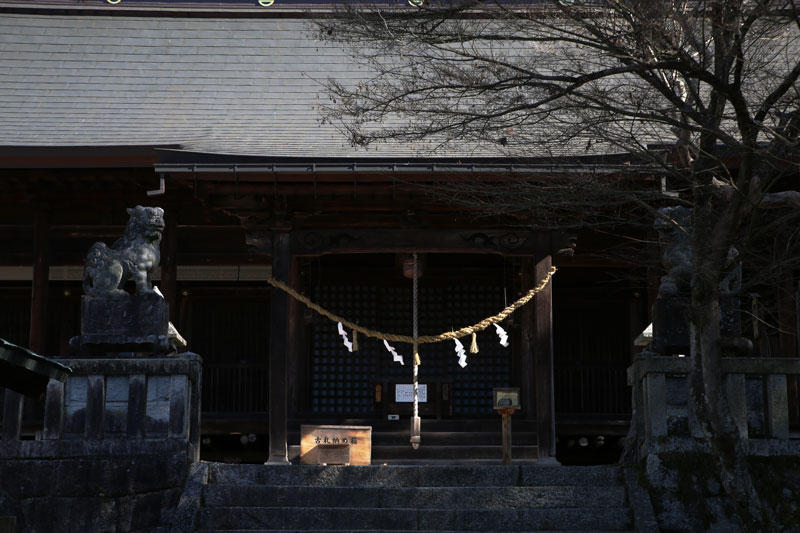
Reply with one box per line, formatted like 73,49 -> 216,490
266,265 -> 557,345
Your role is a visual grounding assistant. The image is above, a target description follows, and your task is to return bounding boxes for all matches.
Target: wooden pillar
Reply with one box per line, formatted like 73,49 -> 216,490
3,209 -> 51,440
533,255 -> 558,463
519,258 -> 536,420
30,208 -> 49,354
161,208 -> 178,322
500,409 -> 513,465
268,232 -> 291,464
286,257 -> 304,417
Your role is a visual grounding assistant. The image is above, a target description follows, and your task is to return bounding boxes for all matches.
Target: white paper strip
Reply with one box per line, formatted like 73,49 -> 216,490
383,339 -> 404,365
454,338 -> 468,368
337,322 -> 353,352
494,323 -> 509,347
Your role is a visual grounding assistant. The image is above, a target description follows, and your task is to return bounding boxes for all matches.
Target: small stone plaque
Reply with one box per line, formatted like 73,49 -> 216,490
300,424 -> 371,465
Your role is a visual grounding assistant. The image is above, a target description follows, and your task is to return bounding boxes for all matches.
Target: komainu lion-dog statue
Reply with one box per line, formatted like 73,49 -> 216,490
83,205 -> 165,296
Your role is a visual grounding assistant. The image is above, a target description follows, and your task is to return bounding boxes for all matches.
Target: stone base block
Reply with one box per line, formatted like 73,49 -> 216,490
70,293 -> 169,355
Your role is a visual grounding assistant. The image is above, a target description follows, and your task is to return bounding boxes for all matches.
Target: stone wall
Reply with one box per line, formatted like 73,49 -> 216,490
0,353 -> 201,533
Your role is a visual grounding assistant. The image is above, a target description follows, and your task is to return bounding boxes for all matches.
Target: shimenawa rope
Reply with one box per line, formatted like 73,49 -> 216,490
266,265 -> 557,345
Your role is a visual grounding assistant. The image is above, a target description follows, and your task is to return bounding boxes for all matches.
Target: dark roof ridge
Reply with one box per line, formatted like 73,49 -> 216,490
0,2 -> 332,18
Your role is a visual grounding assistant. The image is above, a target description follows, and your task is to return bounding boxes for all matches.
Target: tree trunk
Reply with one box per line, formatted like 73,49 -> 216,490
690,261 -> 774,528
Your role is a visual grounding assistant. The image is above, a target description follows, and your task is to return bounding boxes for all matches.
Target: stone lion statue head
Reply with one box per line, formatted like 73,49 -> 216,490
124,205 -> 165,243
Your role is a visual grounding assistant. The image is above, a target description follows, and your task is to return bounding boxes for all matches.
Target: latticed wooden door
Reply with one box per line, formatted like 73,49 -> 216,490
310,281 -> 513,417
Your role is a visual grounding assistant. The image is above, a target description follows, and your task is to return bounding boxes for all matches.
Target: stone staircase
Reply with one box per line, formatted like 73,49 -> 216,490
195,463 -> 637,532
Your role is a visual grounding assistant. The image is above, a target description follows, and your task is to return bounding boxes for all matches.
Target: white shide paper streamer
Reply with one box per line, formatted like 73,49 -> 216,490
494,323 -> 509,347
383,340 -> 404,365
337,322 -> 353,352
454,338 -> 468,368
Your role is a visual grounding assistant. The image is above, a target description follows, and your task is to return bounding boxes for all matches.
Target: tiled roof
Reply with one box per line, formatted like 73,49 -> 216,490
0,13 -> 506,158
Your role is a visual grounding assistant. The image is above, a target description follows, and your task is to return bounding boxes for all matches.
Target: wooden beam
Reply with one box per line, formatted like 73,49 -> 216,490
248,229 -> 572,256
267,232 -> 290,464
29,209 -> 49,354
533,255 -> 558,463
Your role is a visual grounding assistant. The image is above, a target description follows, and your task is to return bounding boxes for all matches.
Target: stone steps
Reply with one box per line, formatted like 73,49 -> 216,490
201,531 -> 635,533
198,506 -> 633,531
197,464 -> 634,532
204,484 -> 627,509
207,464 -> 623,487
289,444 -> 539,462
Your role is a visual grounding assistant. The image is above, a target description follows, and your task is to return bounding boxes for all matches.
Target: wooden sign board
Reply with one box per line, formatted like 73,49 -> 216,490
300,425 -> 372,465
395,383 -> 427,402
493,387 -> 521,410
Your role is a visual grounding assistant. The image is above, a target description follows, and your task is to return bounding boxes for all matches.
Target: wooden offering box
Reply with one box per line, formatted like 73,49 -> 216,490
300,425 -> 372,465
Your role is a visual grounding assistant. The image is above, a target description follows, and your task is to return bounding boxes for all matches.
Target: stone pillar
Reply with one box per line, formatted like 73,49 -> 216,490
766,374 -> 789,439
644,372 -> 667,441
268,232 -> 290,464
43,379 -> 65,440
85,374 -> 105,440
1,389 -> 23,440
725,373 -> 748,439
127,374 -> 146,438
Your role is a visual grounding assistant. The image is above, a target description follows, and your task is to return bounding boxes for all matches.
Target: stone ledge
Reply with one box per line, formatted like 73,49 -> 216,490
0,438 -> 192,459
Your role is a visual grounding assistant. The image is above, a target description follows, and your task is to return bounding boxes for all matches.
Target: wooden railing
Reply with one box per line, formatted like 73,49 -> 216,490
555,364 -> 630,415
628,355 -> 800,455
202,363 -> 267,413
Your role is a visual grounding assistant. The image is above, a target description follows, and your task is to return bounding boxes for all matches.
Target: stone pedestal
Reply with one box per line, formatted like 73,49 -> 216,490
652,296 -> 689,355
70,293 -> 169,354
652,295 -> 743,356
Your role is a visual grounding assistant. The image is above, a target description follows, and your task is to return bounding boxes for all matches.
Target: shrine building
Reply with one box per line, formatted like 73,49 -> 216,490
0,0 -> 704,465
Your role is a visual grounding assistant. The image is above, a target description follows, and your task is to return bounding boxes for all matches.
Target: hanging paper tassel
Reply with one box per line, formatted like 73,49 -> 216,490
352,328 -> 359,352
383,339 -> 404,365
337,322 -> 353,352
454,338 -> 468,368
494,323 -> 509,347
470,332 -> 479,354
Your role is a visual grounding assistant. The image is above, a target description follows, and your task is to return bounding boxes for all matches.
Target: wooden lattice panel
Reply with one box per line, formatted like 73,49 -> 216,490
311,282 -> 512,416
